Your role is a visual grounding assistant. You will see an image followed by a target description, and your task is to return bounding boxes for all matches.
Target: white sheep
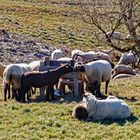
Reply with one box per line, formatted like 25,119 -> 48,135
51,49 -> 64,60
106,31 -> 124,40
112,73 -> 135,80
112,64 -> 136,78
117,51 -> 138,68
75,60 -> 112,96
29,60 -> 42,71
83,92 -> 131,120
3,63 -> 32,101
71,49 -> 84,61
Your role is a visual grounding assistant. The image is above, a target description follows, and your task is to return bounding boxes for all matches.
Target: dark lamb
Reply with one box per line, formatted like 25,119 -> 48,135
19,64 -> 74,102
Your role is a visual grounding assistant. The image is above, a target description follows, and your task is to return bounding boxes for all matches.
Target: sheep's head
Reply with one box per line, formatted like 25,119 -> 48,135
61,64 -> 74,73
74,62 -> 85,72
72,104 -> 88,120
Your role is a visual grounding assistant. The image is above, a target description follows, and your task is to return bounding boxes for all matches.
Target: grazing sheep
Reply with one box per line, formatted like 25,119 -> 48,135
19,64 -> 74,102
117,51 -> 138,68
3,63 -> 32,101
112,64 -> 136,78
75,60 -> 112,96
51,49 -> 64,60
72,92 -> 131,120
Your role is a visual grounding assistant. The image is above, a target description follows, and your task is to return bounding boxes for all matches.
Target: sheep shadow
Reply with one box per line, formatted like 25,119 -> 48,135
85,114 -> 138,126
26,91 -> 82,104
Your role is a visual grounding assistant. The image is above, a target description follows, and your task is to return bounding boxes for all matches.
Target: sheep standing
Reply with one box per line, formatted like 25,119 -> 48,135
72,92 -> 131,120
19,64 -> 74,102
51,49 -> 64,60
117,51 -> 138,68
3,63 -> 32,101
0,63 -> 11,100
75,60 -> 112,96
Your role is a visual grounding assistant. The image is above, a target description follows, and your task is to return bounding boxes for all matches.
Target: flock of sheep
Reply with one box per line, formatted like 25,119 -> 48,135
0,48 -> 139,121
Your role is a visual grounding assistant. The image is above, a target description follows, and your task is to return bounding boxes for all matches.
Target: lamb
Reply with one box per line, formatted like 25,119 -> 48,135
112,64 -> 136,78
72,92 -> 131,120
3,63 -> 32,101
19,64 -> 74,102
117,51 -> 138,68
51,49 -> 64,60
75,60 -> 112,96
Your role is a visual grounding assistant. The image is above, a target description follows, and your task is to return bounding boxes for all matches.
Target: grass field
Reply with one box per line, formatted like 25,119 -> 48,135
0,0 -> 140,139
0,76 -> 140,140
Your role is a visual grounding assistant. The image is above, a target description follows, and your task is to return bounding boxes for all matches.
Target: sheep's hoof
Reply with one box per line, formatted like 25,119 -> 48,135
51,97 -> 55,101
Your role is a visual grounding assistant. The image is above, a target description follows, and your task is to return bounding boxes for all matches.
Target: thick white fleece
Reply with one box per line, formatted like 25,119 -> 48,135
83,93 -> 131,120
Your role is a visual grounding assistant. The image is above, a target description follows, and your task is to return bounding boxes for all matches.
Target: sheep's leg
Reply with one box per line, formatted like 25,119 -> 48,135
12,87 -> 17,99
51,86 -> 55,100
105,79 -> 110,95
7,85 -> 11,99
4,83 -> 8,101
46,86 -> 50,101
19,88 -> 26,102
96,84 -> 102,97
87,82 -> 96,95
27,89 -> 32,101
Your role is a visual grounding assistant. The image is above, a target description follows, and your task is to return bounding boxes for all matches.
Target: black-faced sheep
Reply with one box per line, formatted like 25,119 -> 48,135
19,64 -> 74,102
75,60 -> 112,96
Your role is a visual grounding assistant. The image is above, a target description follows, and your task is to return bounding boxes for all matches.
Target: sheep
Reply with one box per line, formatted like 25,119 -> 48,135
51,49 -> 64,60
117,51 -> 138,68
112,73 -> 135,80
75,60 -> 112,96
19,64 -> 74,102
112,64 -> 136,78
3,63 -> 32,101
106,31 -> 124,40
72,92 -> 131,120
74,51 -> 113,67
0,63 -> 11,100
29,60 -> 42,71
71,49 -> 84,61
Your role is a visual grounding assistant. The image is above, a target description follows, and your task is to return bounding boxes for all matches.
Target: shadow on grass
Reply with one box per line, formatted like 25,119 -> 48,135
26,91 -> 82,104
85,114 -> 138,126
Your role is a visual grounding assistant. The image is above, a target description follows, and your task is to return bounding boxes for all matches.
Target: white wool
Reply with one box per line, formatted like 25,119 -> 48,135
113,64 -> 136,76
84,60 -> 112,83
118,52 -> 138,66
51,49 -> 64,60
29,61 -> 41,71
57,57 -> 72,61
83,93 -> 131,120
3,63 -> 32,89
71,49 -> 84,58
113,73 -> 135,80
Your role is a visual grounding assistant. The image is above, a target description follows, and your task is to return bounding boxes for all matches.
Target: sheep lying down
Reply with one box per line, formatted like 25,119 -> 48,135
72,92 -> 131,121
